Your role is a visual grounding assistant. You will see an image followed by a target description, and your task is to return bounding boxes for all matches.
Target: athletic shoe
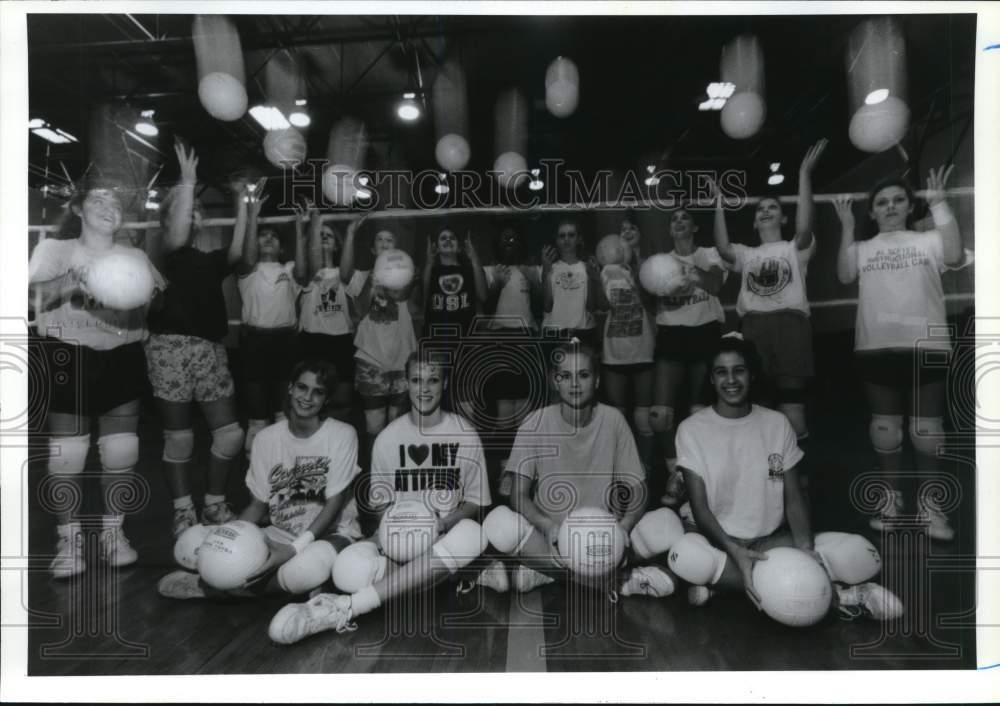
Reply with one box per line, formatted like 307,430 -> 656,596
172,505 -> 198,538
868,489 -> 904,532
457,560 -> 510,595
837,582 -> 905,621
50,527 -> 85,580
620,566 -> 675,598
661,470 -> 686,508
918,497 -> 955,542
201,501 -> 236,526
512,564 -> 556,593
687,585 -> 714,607
99,526 -> 138,567
157,570 -> 206,600
268,593 -> 357,645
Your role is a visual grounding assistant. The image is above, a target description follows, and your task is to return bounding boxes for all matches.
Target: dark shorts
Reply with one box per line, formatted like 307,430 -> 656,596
240,326 -> 297,384
856,349 -> 949,388
479,325 -> 548,402
30,337 -> 147,418
297,332 -> 356,385
741,311 -> 815,380
655,322 -> 722,365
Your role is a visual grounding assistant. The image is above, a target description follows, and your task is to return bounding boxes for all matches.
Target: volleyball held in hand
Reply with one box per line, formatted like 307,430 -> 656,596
557,507 -> 627,578
86,249 -> 156,310
377,499 -> 439,563
173,524 -> 213,571
197,71 -> 248,121
264,128 -> 306,169
638,253 -> 685,296
196,520 -> 269,590
373,248 -> 415,291
752,547 -> 833,627
595,234 -> 630,267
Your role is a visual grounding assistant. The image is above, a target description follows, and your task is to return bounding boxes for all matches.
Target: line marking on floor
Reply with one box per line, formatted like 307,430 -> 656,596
504,589 -> 547,672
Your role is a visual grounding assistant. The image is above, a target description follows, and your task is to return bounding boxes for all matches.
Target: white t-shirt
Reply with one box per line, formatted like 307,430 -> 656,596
731,239 -> 815,317
655,247 -> 727,327
237,261 -> 300,328
369,412 -> 491,517
542,260 -> 594,331
484,264 -> 541,330
347,269 -> 418,371
505,403 -> 645,526
851,230 -> 955,353
29,238 -> 165,350
601,264 -> 654,365
676,405 -> 803,541
299,267 -> 353,336
246,418 -> 362,538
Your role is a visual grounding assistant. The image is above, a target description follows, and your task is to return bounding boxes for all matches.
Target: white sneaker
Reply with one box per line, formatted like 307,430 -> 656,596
868,489 -> 904,532
50,527 -> 85,580
172,506 -> 198,538
268,593 -> 357,645
620,566 -> 675,598
201,501 -> 236,526
99,526 -> 138,567
512,564 -> 556,594
918,497 -> 955,542
157,570 -> 206,600
837,582 -> 905,621
687,585 -> 714,607
457,560 -> 510,595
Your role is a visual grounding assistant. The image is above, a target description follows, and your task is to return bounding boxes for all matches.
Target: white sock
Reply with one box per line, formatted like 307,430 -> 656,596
204,494 -> 226,506
351,585 -> 382,617
173,495 -> 194,510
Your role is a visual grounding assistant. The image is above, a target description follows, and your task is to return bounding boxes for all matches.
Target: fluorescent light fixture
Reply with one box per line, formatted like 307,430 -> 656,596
698,97 -> 727,111
865,88 -> 890,105
644,165 -> 660,186
358,176 -> 370,186
145,200 -> 160,211
295,98 -> 308,107
706,82 -> 736,99
135,121 -> 158,137
29,118 -> 78,144
355,188 -> 372,201
434,182 -> 450,195
289,111 -> 311,128
528,168 -> 544,191
28,118 -> 45,129
396,93 -> 421,121
767,174 -> 785,186
249,105 -> 291,131
769,162 -> 781,172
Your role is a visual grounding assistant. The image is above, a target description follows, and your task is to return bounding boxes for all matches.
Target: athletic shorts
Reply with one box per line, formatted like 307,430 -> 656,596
263,498 -> 364,544
655,322 -> 722,365
856,349 -> 948,388
482,325 -> 547,402
355,357 -> 408,399
741,311 -> 815,380
30,337 -> 147,418
239,326 -> 297,384
297,332 -> 356,384
601,362 -> 654,406
145,334 -> 235,403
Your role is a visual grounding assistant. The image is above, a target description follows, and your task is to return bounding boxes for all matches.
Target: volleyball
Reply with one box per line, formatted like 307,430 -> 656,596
378,499 -> 440,563
435,133 -> 471,172
720,91 -> 766,140
596,234 -> 630,267
493,151 -> 528,190
173,524 -> 213,571
848,96 -> 910,153
752,547 -> 833,627
638,253 -> 686,296
557,507 -> 627,578
263,128 -> 306,169
197,521 -> 269,591
373,248 -> 415,291
86,249 -> 156,310
322,163 -> 357,206
197,71 -> 248,122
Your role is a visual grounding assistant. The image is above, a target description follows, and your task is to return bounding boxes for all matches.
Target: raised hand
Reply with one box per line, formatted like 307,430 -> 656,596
174,140 -> 199,186
832,194 -> 855,230
542,244 -> 558,268
734,546 -> 767,610
463,231 -> 479,262
925,164 -> 955,208
800,138 -> 828,175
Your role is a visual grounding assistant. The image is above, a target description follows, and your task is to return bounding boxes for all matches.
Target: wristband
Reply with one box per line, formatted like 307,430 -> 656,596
930,201 -> 954,227
291,530 -> 315,554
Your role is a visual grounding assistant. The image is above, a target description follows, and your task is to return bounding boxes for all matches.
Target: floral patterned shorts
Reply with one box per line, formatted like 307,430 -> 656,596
144,334 -> 235,403
354,358 -> 407,399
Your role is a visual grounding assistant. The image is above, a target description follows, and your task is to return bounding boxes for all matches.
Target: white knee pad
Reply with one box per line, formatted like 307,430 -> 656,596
98,433 -> 139,473
210,422 -> 244,460
814,531 -> 881,584
48,434 -> 89,476
432,519 -> 488,574
910,416 -> 945,457
483,506 -> 535,555
870,414 -> 904,455
162,428 -> 194,464
778,402 -> 809,440
630,507 -> 685,560
667,533 -> 727,586
245,419 -> 267,456
649,405 -> 675,434
633,406 -> 653,436
331,541 -> 387,594
277,541 -> 339,594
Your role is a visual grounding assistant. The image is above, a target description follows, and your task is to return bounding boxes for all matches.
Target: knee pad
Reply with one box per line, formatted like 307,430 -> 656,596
98,433 -> 139,473
778,402 -> 809,440
667,533 -> 727,586
630,508 -> 685,560
648,405 -> 675,434
483,506 -> 534,555
48,434 -> 90,476
245,419 -> 267,456
210,422 -> 244,460
869,414 -> 904,455
162,428 -> 195,464
432,519 -> 488,574
910,416 -> 945,457
277,541 -> 339,595
814,531 -> 881,584
633,407 -> 653,436
332,541 -> 387,594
